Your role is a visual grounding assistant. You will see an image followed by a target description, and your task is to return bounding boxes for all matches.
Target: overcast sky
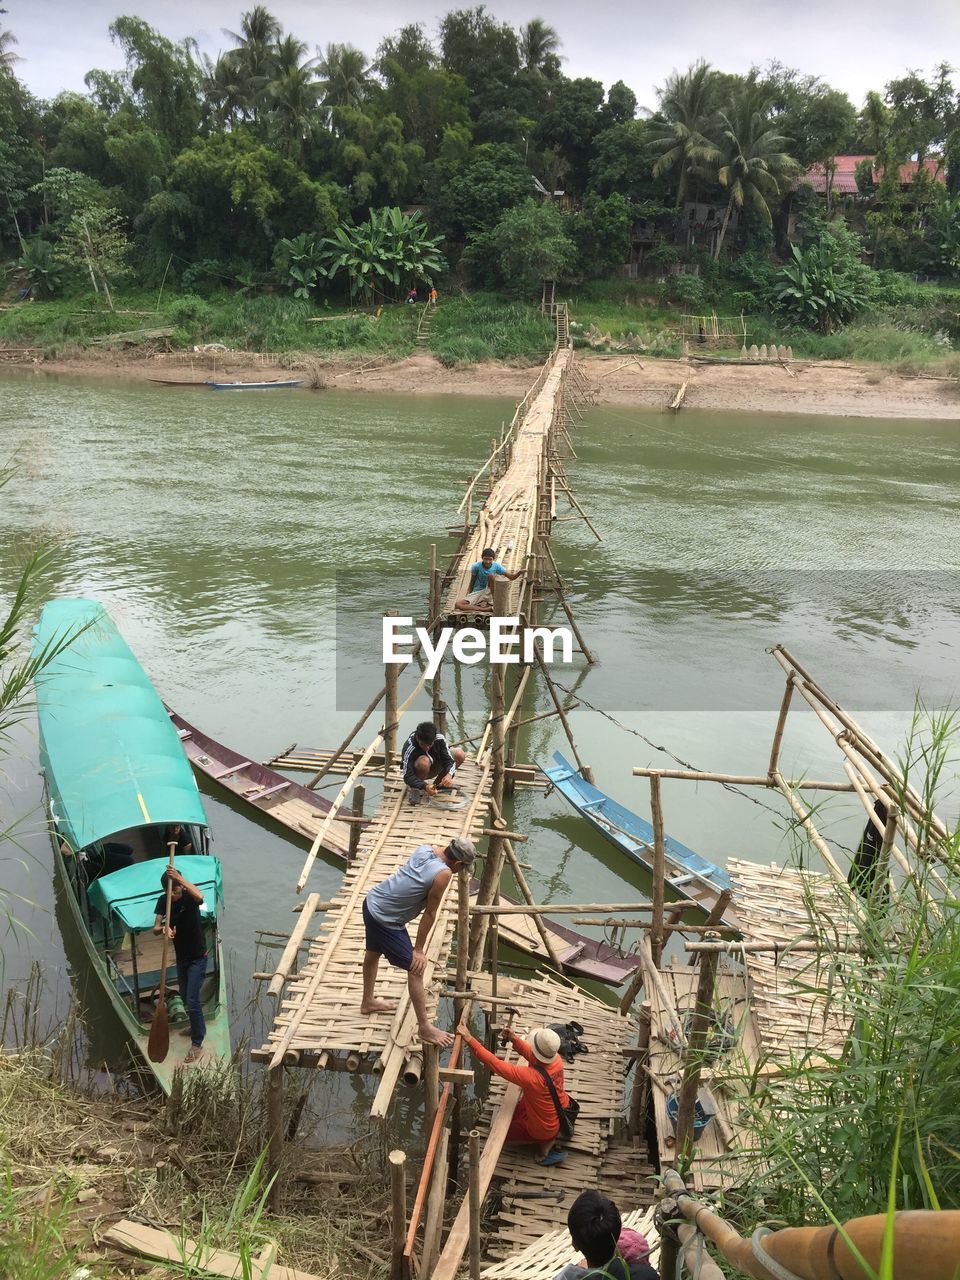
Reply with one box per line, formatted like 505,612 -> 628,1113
6,0 -> 959,112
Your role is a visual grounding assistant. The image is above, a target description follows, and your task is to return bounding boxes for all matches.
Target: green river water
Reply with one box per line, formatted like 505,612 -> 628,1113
1,369 -> 958,1130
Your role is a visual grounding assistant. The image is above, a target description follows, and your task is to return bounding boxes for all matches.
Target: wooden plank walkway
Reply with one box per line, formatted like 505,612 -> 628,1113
443,347 -> 572,622
647,858 -> 862,1193
433,973 -> 651,1277
727,858 -> 860,1066
481,1204 -> 658,1280
253,760 -> 491,1117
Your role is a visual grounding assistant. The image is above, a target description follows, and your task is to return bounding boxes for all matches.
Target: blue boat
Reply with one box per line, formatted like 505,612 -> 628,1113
204,378 -> 304,390
542,752 -> 737,925
33,600 -> 232,1092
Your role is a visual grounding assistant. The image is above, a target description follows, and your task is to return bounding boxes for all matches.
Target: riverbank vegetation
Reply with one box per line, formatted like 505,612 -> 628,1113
2,9 -> 960,371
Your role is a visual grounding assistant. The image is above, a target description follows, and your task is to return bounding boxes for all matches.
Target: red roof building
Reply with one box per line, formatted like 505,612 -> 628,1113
804,154 -> 945,194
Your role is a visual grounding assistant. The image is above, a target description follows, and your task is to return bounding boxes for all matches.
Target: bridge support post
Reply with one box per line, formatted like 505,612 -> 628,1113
384,610 -> 399,776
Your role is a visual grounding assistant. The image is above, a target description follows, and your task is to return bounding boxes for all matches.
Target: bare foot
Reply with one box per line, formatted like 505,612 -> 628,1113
420,1023 -> 453,1048
361,999 -> 396,1014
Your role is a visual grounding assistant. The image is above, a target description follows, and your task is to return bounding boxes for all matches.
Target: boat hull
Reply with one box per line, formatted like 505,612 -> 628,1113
543,753 -> 738,927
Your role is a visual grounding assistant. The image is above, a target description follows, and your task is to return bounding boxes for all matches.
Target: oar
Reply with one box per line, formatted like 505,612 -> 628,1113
147,841 -> 176,1063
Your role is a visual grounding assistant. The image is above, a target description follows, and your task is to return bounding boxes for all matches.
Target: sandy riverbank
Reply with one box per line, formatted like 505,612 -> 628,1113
4,346 -> 959,419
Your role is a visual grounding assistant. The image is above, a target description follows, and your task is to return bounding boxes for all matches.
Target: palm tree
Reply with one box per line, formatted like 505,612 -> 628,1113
0,25 -> 21,72
519,19 -> 561,75
223,5 -> 282,120
201,51 -> 248,128
648,60 -> 721,207
710,96 -> 800,259
274,34 -> 313,77
268,64 -> 321,161
317,43 -> 370,111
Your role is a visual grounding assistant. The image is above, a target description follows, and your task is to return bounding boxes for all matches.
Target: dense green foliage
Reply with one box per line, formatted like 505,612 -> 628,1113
1,8 -> 959,352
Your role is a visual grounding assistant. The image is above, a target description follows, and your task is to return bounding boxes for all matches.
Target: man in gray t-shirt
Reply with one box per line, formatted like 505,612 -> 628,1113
362,836 -> 476,1048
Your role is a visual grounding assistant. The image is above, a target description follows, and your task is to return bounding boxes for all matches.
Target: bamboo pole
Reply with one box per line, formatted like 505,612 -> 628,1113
423,1043 -> 439,1137
650,775 -> 666,966
627,1005 -> 651,1137
771,770 -> 848,884
661,1169 -> 960,1280
295,665 -> 429,892
266,1064 -> 284,1210
687,888 -> 732,964
501,836 -> 566,970
347,783 -> 365,863
631,767 -> 853,791
267,894 -> 321,999
305,685 -> 386,789
469,902 -> 688,915
768,673 -> 795,777
531,641 -> 593,782
673,946 -> 720,1161
420,1127 -> 449,1276
389,1150 -> 407,1280
684,940 -> 820,954
384,611 -> 400,775
468,1130 -> 482,1280
639,934 -> 686,1050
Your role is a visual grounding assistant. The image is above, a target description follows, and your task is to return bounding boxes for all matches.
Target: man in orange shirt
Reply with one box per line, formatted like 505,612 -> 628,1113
458,1020 -> 569,1165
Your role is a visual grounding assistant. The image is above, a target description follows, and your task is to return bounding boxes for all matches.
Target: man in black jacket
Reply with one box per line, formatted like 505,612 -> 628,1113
401,721 -> 465,804
153,867 -> 208,1064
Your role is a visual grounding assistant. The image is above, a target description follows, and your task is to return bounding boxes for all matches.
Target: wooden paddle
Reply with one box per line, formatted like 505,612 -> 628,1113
147,842 -> 177,1063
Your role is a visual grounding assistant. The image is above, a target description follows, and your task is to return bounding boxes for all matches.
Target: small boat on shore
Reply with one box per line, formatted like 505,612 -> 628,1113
543,752 -> 737,926
204,378 -> 304,390
33,601 -> 232,1093
147,378 -> 208,386
166,712 -> 639,985
165,709 -> 350,860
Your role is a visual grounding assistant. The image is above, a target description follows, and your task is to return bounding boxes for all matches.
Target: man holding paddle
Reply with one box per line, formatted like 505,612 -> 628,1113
153,867 -> 208,1064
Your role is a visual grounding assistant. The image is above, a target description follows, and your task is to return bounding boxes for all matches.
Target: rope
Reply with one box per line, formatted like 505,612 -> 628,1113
751,1228 -> 805,1280
549,678 -> 860,855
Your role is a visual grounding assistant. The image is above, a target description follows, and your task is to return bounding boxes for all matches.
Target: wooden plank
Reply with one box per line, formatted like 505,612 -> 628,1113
103,1220 -> 322,1280
432,1085 -> 521,1280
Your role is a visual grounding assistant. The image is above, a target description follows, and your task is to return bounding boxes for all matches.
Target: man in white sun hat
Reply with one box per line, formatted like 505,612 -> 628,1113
458,1019 -> 573,1165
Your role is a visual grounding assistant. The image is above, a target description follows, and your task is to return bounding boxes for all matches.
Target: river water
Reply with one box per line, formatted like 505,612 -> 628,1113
1,371 -> 958,1125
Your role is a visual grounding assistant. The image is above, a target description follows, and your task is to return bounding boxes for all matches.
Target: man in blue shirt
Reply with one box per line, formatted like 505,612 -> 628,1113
455,546 -> 522,613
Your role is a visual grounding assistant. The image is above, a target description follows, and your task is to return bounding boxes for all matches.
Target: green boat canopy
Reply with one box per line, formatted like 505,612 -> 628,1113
88,855 -> 222,932
33,600 -> 207,851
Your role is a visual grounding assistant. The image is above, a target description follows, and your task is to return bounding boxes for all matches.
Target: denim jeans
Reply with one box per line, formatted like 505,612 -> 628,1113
177,954 -> 207,1048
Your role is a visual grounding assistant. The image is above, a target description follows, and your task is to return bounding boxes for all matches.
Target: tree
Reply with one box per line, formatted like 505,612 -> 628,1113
438,6 -> 519,119
602,80 -> 637,127
463,197 -> 573,294
222,5 -> 283,122
759,63 -> 856,212
588,119 -> 656,199
518,19 -> 561,77
318,43 -> 371,112
108,17 -> 203,151
648,61 -> 720,206
432,142 -> 530,239
57,205 -> 132,308
534,77 -> 605,195
0,23 -> 21,73
319,206 -> 446,302
710,93 -> 800,258
567,191 -> 632,277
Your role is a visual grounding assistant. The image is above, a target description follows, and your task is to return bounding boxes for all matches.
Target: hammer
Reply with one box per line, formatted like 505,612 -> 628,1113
496,1005 -> 521,1048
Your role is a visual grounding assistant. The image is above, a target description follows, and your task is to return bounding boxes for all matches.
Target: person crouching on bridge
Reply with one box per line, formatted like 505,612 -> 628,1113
454,546 -> 522,613
458,1021 -> 570,1165
361,836 -> 476,1048
402,720 -> 466,805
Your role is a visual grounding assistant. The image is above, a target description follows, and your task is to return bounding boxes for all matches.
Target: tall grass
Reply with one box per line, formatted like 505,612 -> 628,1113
723,708 -> 960,1228
0,1170 -> 93,1280
430,295 -> 553,365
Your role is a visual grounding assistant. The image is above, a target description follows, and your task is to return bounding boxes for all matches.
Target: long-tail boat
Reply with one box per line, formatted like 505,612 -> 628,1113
165,710 -> 639,985
543,752 -> 737,926
33,600 -> 231,1093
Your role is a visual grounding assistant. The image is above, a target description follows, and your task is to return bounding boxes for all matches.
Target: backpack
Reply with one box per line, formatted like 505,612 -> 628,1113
549,1020 -> 589,1063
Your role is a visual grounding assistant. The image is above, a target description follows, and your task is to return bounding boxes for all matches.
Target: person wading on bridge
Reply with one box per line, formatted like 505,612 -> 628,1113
361,836 -> 477,1048
402,720 -> 466,805
454,547 -> 522,614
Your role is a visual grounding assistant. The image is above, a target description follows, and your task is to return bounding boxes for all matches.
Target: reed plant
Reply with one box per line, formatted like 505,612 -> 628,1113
721,707 -> 960,1231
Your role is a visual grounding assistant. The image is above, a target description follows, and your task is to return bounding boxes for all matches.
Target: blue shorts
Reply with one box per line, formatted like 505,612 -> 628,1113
362,898 -> 413,971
